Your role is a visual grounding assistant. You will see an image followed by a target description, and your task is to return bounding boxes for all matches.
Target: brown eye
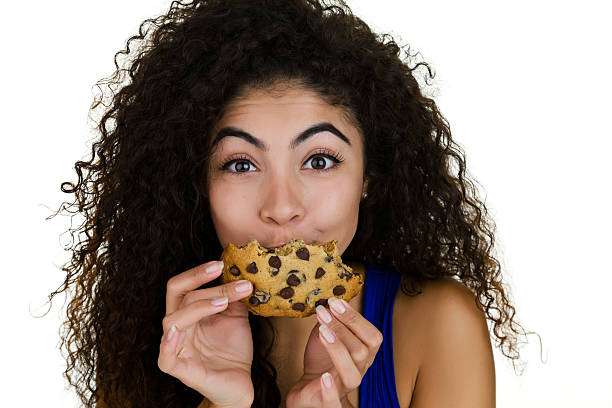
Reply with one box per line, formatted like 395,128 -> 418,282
304,154 -> 341,171
220,158 -> 257,174
310,156 -> 327,170
233,161 -> 252,172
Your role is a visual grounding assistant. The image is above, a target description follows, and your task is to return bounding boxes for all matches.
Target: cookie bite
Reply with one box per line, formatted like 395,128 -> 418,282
219,239 -> 364,317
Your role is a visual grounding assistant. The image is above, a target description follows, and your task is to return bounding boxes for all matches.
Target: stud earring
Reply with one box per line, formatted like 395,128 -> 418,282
361,191 -> 368,200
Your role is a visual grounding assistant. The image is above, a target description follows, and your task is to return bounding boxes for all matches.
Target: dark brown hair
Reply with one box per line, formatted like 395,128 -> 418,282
47,0 -> 535,406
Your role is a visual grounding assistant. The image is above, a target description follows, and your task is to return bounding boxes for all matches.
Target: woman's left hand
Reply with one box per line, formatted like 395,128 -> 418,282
285,297 -> 383,408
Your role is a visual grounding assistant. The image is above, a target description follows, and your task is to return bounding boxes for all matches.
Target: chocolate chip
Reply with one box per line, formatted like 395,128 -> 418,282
246,262 -> 258,274
315,267 -> 326,279
305,288 -> 322,305
333,285 -> 346,296
324,256 -> 331,263
280,287 -> 294,299
296,247 -> 309,260
338,266 -> 353,281
249,296 -> 260,306
268,256 -> 281,268
267,249 -> 275,253
270,268 -> 279,276
229,265 -> 241,276
253,289 -> 270,304
292,302 -> 305,312
315,298 -> 328,307
287,273 -> 301,286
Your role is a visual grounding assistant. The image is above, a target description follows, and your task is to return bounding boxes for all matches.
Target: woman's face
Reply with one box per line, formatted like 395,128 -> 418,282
207,85 -> 366,256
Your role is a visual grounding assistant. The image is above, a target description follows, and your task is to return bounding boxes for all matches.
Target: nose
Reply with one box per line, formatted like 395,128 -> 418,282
259,172 -> 305,226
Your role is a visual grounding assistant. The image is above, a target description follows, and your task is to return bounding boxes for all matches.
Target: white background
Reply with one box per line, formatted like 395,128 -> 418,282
1,0 -> 610,406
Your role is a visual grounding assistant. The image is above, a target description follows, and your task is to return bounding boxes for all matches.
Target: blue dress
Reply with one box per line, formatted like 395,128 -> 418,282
358,265 -> 402,408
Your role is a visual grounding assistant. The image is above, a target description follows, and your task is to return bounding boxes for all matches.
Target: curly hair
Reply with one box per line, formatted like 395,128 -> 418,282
46,0 -> 535,406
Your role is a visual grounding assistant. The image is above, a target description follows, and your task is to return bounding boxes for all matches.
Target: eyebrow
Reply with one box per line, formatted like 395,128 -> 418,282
211,122 -> 351,151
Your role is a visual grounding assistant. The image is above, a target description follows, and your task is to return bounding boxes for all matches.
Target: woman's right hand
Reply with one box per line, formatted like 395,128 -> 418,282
158,260 -> 255,408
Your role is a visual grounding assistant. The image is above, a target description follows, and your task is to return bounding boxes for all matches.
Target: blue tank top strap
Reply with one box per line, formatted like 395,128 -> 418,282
359,264 -> 402,408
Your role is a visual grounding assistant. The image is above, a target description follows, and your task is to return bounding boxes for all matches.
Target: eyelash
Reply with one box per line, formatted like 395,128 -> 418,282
218,148 -> 345,176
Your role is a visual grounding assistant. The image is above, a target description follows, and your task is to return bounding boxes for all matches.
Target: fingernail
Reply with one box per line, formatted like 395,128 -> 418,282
211,296 -> 228,306
235,280 -> 252,293
322,372 -> 333,389
316,305 -> 332,324
205,261 -> 224,275
329,297 -> 346,314
167,324 -> 176,341
319,324 -> 336,343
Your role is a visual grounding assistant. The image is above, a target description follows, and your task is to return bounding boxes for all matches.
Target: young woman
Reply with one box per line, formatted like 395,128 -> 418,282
50,0 -> 529,406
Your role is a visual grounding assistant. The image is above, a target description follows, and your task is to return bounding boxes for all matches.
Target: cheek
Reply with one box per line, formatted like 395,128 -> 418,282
315,191 -> 358,219
309,179 -> 361,245
208,181 -> 256,238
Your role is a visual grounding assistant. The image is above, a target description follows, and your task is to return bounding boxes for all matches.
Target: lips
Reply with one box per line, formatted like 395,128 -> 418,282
263,240 -> 322,250
262,237 -> 302,249
265,242 -> 290,249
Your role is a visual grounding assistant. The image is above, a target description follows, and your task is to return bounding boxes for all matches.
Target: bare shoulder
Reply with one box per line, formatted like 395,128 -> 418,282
394,277 -> 491,336
393,277 -> 485,342
395,276 -> 476,307
393,277 -> 496,408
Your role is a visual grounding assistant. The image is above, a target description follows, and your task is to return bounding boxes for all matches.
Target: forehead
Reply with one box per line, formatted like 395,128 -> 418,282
215,87 -> 353,130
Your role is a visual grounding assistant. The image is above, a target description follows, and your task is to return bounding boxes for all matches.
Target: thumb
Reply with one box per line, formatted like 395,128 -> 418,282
320,372 -> 342,407
225,298 -> 249,317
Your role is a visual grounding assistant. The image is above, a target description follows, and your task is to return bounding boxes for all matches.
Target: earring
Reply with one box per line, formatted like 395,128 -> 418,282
361,191 -> 368,200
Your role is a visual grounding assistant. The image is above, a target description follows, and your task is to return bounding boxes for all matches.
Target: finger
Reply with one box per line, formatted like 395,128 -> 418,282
166,260 -> 224,314
318,324 -> 363,391
162,297 -> 230,334
180,279 -> 253,309
320,372 -> 342,407
316,305 -> 368,368
158,325 -> 203,383
158,325 -> 212,394
327,297 -> 383,349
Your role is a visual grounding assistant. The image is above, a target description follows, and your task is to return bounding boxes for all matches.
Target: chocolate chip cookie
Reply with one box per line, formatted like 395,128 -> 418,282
219,239 -> 364,317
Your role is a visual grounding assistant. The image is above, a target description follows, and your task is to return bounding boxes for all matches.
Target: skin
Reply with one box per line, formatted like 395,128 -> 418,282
206,84 -> 373,406
206,85 -> 366,255
162,83 -> 495,408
